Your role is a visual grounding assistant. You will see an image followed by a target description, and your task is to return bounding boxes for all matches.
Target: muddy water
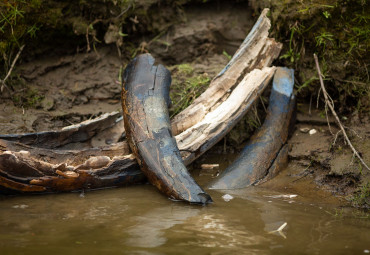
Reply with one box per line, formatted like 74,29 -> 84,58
0,172 -> 369,255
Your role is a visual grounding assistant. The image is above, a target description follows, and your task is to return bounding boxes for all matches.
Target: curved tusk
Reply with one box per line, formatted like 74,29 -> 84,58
122,53 -> 212,204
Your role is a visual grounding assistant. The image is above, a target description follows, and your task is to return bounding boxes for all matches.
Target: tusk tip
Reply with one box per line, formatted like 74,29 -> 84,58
191,192 -> 213,205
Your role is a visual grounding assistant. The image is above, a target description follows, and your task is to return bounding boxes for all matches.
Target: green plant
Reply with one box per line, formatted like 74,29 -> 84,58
222,50 -> 232,61
351,182 -> 370,208
11,85 -> 44,108
246,105 -> 261,129
280,26 -> 301,63
0,1 -> 40,55
315,31 -> 334,51
271,0 -> 369,112
169,64 -> 210,117
345,14 -> 370,57
322,11 -> 331,19
0,0 -> 43,89
171,75 -> 210,117
176,63 -> 193,75
295,76 -> 318,94
298,3 -> 334,14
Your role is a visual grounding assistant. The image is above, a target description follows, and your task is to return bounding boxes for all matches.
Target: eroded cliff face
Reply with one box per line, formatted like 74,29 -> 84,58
2,0 -> 368,111
0,0 -> 254,134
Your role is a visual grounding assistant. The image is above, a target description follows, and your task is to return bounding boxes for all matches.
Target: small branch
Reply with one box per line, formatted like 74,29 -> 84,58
268,222 -> 287,239
86,27 -> 91,53
259,95 -> 267,113
332,130 -> 342,147
314,53 -> 370,171
1,45 -> 25,92
115,5 -> 131,19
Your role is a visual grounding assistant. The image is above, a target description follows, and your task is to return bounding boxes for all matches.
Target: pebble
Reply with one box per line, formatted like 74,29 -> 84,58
300,127 -> 310,133
13,204 -> 28,209
222,194 -> 234,202
309,129 -> 317,135
265,194 -> 297,199
18,150 -> 31,157
201,164 -> 219,170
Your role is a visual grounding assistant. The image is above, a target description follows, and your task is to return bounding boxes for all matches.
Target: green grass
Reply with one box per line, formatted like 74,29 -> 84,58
10,79 -> 44,108
351,182 -> 370,208
274,0 -> 369,112
169,63 -> 210,117
0,1 -> 43,67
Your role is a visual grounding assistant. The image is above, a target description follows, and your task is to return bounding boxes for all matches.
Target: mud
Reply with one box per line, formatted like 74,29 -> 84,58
197,105 -> 370,206
0,46 -> 123,134
0,1 -> 369,207
287,106 -> 370,202
1,1 -> 247,134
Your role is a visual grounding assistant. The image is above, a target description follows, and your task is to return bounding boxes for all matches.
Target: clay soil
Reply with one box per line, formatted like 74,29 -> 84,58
0,1 -> 369,207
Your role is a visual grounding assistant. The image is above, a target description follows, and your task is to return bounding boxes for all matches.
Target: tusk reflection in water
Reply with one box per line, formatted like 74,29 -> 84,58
126,204 -> 200,248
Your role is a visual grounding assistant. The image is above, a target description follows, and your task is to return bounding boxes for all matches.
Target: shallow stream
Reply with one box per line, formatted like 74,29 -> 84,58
0,171 -> 369,255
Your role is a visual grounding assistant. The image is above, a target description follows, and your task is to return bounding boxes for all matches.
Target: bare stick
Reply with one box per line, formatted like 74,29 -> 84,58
314,53 -> 370,171
86,27 -> 91,52
1,45 -> 25,92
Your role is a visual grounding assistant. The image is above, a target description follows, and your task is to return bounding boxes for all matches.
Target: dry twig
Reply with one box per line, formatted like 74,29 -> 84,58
314,53 -> 370,171
1,45 -> 25,92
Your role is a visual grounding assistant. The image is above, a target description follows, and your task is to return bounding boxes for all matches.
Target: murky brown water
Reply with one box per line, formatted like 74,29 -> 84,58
1,184 -> 369,255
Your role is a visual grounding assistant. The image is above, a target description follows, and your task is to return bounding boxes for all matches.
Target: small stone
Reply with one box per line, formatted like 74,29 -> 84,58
222,194 -> 234,202
79,96 -> 89,104
265,194 -> 298,199
13,204 -> 28,209
300,127 -> 310,133
18,150 -> 30,157
309,129 -> 317,135
201,164 -> 219,170
80,156 -> 111,169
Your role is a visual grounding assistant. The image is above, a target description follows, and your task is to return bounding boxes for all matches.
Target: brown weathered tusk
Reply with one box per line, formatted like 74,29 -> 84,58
122,53 -> 212,204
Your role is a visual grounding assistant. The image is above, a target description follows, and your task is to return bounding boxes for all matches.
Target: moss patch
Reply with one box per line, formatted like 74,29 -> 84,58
252,0 -> 369,113
351,182 -> 370,208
